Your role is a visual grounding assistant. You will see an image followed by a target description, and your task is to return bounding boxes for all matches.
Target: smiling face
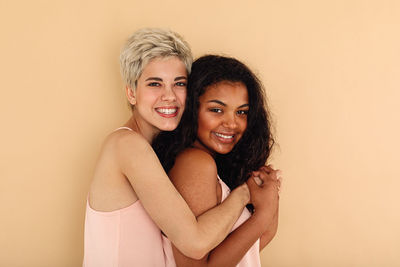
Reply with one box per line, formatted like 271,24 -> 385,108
128,56 -> 187,139
194,81 -> 249,156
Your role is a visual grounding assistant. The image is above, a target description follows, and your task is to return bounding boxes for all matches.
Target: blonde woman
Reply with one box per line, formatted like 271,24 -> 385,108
83,29 -> 260,267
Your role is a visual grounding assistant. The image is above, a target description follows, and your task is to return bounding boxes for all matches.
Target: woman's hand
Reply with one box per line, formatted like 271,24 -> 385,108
246,165 -> 282,232
232,181 -> 251,205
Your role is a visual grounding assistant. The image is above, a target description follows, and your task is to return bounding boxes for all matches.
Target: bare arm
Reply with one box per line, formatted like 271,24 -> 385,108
116,132 -> 249,259
168,149 -> 280,266
255,165 -> 281,251
259,211 -> 279,251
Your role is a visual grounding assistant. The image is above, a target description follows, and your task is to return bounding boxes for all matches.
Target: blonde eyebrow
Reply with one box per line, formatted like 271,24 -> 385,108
145,76 -> 187,82
145,77 -> 162,81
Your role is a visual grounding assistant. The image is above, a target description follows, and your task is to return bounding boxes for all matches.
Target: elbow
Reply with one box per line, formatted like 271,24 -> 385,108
178,241 -> 209,260
269,226 -> 278,240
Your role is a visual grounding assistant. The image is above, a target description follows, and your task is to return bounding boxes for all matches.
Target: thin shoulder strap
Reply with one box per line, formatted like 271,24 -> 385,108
114,126 -> 133,132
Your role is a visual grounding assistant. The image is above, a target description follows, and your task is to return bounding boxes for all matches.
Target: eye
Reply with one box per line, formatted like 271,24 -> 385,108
175,81 -> 187,87
209,108 -> 223,113
237,110 -> 249,116
148,82 -> 161,87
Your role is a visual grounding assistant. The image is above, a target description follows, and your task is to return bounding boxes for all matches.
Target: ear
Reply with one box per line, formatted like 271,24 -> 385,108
126,86 -> 136,105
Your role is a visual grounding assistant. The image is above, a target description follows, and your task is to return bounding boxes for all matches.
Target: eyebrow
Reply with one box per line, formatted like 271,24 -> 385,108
207,100 -> 249,108
145,76 -> 187,82
174,76 -> 187,81
207,100 -> 226,106
238,103 -> 250,108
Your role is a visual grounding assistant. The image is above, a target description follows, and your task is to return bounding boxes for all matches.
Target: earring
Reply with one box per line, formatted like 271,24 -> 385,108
127,87 -> 136,105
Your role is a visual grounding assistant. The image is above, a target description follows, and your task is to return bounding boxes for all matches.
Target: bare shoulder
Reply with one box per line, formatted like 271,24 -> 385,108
96,128 -> 161,178
102,129 -> 153,157
169,148 -> 219,215
175,148 -> 216,169
90,129 -> 150,210
172,148 -> 217,181
169,148 -> 218,194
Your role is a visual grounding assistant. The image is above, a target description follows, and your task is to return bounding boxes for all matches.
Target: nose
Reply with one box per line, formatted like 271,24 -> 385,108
222,113 -> 238,129
161,85 -> 177,102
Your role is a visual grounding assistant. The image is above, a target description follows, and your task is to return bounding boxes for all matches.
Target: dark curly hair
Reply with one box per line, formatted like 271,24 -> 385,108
153,55 -> 274,190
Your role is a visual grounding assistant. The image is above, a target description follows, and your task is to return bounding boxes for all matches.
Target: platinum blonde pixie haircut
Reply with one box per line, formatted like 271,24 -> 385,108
120,28 -> 193,90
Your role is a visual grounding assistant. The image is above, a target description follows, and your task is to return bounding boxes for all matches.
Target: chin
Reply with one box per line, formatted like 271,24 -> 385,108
215,146 -> 235,155
159,124 -> 179,132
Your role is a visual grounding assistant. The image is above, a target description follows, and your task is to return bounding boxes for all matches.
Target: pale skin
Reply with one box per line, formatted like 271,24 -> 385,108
168,82 -> 281,266
88,57 -> 250,259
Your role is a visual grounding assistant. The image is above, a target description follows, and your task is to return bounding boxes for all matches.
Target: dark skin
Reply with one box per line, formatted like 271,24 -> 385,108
167,82 -> 281,266
168,149 -> 280,267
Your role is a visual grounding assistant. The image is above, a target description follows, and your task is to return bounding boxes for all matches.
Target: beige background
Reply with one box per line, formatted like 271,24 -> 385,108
1,0 -> 399,266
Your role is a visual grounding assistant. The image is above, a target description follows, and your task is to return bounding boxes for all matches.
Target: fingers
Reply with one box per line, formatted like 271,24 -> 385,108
246,175 -> 260,191
261,164 -> 275,173
253,176 -> 263,186
253,166 -> 273,180
258,165 -> 271,174
263,167 -> 283,195
251,166 -> 283,196
276,171 -> 283,195
252,166 -> 282,183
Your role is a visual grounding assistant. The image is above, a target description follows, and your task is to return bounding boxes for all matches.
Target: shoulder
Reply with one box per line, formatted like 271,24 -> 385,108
169,147 -> 218,190
98,128 -> 159,173
173,148 -> 217,178
169,148 -> 219,215
103,129 -> 153,156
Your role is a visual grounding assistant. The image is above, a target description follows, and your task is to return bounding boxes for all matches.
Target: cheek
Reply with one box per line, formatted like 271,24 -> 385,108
136,90 -> 157,103
197,111 -> 211,132
197,115 -> 207,131
176,90 -> 187,104
239,119 -> 248,133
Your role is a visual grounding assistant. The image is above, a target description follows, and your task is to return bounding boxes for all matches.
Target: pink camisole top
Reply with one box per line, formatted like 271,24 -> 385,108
162,176 -> 261,267
83,127 -> 168,267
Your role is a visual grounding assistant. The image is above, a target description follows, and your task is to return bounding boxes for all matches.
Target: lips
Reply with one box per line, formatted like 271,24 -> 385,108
155,107 -> 179,118
213,132 -> 235,143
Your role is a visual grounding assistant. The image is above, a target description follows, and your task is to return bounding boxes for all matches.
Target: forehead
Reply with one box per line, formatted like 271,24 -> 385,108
140,56 -> 187,79
200,81 -> 248,103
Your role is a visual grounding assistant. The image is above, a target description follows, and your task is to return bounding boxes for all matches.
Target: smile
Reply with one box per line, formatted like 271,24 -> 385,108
213,132 -> 235,143
155,107 -> 179,117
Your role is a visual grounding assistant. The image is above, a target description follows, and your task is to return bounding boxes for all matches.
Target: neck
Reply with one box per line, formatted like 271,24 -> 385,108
193,139 -> 216,158
124,114 -> 160,144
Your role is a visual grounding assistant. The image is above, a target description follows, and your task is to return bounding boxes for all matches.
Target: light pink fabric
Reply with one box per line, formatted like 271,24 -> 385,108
163,177 -> 261,267
83,199 -> 167,267
83,126 -> 168,266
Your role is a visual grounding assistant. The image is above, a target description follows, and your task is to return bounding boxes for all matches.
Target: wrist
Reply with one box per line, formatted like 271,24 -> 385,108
231,184 -> 250,206
252,209 -> 274,231
238,183 -> 250,205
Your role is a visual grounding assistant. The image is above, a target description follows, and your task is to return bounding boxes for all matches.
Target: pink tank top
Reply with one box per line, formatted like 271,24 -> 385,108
83,127 -> 168,267
162,176 -> 261,267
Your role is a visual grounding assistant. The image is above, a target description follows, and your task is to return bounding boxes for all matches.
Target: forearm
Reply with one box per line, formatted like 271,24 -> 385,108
173,211 -> 267,267
259,210 -> 279,251
204,212 -> 267,267
118,133 -> 249,259
192,185 -> 249,258
142,187 -> 246,260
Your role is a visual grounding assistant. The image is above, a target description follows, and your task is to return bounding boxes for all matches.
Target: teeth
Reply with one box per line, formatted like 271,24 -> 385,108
214,132 -> 234,139
156,108 -> 177,114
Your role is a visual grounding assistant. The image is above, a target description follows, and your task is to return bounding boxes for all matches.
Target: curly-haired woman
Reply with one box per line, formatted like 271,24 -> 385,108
154,55 -> 282,266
